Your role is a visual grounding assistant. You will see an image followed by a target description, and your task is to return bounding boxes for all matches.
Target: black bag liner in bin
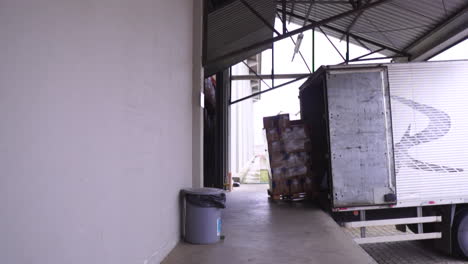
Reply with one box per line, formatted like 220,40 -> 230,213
183,188 -> 226,208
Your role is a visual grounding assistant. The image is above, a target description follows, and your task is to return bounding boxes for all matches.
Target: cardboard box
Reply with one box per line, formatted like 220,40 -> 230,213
289,120 -> 303,126
270,152 -> 311,170
302,175 -> 315,193
286,165 -> 309,177
271,178 -> 289,195
285,152 -> 310,167
263,114 -> 290,129
271,167 -> 287,180
288,176 -> 304,194
283,138 -> 311,152
268,141 -> 284,153
280,125 -> 308,141
270,156 -> 287,168
264,115 -> 315,197
277,115 -> 290,129
265,128 -> 281,141
302,174 -> 319,199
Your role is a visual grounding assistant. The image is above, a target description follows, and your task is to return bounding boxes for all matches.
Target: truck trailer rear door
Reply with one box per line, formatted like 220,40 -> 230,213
326,67 -> 396,207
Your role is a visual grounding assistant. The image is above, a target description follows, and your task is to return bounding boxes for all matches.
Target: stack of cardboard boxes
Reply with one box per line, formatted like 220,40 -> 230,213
264,114 -> 316,199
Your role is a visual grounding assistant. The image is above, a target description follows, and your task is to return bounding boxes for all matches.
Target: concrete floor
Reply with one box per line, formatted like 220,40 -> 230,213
162,184 -> 375,264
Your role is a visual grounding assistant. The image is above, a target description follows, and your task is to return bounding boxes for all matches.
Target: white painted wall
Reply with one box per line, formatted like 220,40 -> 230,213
192,0 -> 204,188
0,1 -> 195,263
230,63 -> 255,177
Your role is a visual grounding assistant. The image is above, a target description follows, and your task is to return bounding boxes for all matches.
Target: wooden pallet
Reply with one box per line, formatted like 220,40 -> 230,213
268,189 -> 308,201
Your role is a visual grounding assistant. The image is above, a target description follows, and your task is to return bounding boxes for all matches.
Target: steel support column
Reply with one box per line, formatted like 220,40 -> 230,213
312,29 -> 315,72
282,0 -> 287,34
346,33 -> 350,63
272,43 -> 275,88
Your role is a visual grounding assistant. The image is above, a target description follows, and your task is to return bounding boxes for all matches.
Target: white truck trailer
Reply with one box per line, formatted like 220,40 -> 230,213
299,60 -> 468,257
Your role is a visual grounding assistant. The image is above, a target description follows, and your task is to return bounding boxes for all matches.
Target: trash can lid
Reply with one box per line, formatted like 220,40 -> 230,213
183,187 -> 224,195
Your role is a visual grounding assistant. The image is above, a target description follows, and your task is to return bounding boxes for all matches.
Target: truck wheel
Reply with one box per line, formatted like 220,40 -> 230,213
453,209 -> 468,258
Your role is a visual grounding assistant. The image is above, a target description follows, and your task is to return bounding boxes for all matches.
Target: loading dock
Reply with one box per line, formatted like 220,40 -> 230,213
163,185 -> 375,264
3,1 -> 468,263
194,1 -> 468,262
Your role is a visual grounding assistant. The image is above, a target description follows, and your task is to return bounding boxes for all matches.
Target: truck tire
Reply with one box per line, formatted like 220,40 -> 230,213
453,209 -> 468,258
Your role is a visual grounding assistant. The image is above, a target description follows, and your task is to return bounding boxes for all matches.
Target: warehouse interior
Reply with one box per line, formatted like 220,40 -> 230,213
1,0 -> 467,264
177,0 -> 468,263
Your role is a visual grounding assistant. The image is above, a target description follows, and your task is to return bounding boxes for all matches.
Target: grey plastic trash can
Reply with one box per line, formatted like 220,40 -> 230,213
182,188 -> 226,244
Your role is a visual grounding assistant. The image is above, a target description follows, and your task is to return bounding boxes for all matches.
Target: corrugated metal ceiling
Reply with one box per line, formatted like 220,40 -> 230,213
205,0 -> 468,74
205,0 -> 276,76
283,0 -> 467,57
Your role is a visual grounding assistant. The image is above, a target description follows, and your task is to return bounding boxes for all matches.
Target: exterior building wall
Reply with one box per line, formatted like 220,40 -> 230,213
230,63 -> 255,179
0,1 -> 195,263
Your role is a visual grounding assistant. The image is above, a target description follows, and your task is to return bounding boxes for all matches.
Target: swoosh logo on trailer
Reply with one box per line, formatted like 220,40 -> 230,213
392,95 -> 463,173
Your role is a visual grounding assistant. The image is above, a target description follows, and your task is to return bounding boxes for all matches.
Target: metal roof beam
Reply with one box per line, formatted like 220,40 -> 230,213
230,75 -> 310,105
318,26 -> 346,61
277,1 -> 349,4
275,12 -> 312,73
403,4 -> 468,62
282,9 -> 408,56
340,47 -> 384,64
348,55 -> 404,62
353,36 -> 371,51
231,73 -> 310,80
340,0 -> 370,41
241,61 -> 272,89
207,0 -> 391,66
